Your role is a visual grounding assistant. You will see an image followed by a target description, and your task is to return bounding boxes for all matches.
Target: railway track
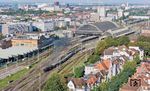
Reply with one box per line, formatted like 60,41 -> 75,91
3,43 -> 81,91
3,37 -> 98,91
58,48 -> 94,75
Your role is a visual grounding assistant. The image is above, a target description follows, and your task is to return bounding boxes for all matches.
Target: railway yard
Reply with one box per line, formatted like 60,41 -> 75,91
0,36 -> 98,91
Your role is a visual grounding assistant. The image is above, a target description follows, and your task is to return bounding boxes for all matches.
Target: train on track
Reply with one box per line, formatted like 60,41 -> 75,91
43,47 -> 84,72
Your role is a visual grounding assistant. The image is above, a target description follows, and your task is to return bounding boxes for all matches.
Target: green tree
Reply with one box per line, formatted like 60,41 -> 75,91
95,40 -> 107,55
44,73 -> 67,91
105,37 -> 118,47
98,82 -> 109,91
117,36 -> 130,46
94,61 -> 137,91
87,54 -> 100,64
0,34 -> 4,40
138,36 -> 150,43
73,66 -> 84,78
128,36 -> 150,56
134,55 -> 141,64
137,41 -> 150,56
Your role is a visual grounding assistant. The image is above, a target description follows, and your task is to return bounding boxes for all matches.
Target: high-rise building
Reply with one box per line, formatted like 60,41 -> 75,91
54,1 -> 60,6
53,1 -> 62,11
97,7 -> 106,17
118,9 -> 124,18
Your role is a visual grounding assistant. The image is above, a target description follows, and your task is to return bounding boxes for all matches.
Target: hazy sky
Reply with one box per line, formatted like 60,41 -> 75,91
1,0 -> 150,4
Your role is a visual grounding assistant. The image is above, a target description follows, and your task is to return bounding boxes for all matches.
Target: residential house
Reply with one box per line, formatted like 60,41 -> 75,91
120,62 -> 150,91
68,45 -> 144,91
67,78 -> 90,91
67,73 -> 102,91
85,73 -> 102,89
85,58 -> 121,80
84,64 -> 98,75
129,46 -> 144,60
102,45 -> 144,61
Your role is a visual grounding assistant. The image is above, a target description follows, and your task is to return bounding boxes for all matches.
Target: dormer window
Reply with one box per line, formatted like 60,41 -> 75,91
146,74 -> 149,77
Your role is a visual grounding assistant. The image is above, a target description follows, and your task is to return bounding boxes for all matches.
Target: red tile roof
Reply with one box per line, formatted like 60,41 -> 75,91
120,62 -> 150,91
86,74 -> 98,85
70,78 -> 86,88
95,59 -> 111,71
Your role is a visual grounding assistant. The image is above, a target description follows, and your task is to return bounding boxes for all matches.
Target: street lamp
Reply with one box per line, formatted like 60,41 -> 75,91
38,48 -> 41,91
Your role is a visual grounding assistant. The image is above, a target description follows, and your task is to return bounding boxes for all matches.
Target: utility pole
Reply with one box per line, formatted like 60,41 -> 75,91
6,60 -> 8,76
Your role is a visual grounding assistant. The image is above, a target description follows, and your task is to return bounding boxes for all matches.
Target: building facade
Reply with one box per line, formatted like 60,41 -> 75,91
2,22 -> 33,36
33,20 -> 55,32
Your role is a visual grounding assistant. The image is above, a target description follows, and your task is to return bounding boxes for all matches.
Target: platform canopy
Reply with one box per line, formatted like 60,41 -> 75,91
76,21 -> 119,36
0,46 -> 38,59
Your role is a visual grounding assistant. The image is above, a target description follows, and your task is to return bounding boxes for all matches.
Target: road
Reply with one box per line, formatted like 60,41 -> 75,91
2,37 -> 99,91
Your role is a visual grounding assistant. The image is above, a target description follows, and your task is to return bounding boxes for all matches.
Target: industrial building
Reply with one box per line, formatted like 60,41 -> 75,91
1,22 -> 33,36
0,33 -> 55,66
11,33 -> 54,49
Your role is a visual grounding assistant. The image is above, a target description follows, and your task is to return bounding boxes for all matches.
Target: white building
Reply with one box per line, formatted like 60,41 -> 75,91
55,19 -> 67,28
37,3 -> 49,9
102,46 -> 139,61
129,16 -> 150,19
37,3 -> 55,12
97,7 -> 106,17
67,78 -> 90,91
129,46 -> 144,60
118,9 -> 124,18
33,20 -> 55,32
84,65 -> 99,75
54,6 -> 62,11
41,7 -> 55,12
124,12 -> 129,17
2,22 -> 33,36
90,13 -> 100,22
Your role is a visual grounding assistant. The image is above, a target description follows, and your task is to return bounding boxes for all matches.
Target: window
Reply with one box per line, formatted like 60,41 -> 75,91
21,44 -> 24,46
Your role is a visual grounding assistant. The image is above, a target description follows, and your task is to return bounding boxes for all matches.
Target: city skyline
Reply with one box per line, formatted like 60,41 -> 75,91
0,0 -> 150,4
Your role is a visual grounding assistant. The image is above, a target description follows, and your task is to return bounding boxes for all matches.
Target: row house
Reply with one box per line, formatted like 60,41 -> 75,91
67,78 -> 89,91
67,73 -> 103,91
67,46 -> 144,91
120,61 -> 150,91
102,45 -> 144,61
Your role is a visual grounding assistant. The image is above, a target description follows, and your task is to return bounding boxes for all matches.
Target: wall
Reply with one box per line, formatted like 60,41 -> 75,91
11,39 -> 38,48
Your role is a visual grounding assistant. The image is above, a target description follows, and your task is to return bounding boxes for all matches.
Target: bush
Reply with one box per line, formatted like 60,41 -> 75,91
73,65 -> 85,78
44,73 -> 67,91
87,54 -> 100,64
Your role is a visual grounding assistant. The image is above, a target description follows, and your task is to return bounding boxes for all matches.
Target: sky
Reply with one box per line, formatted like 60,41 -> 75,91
0,0 -> 150,4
